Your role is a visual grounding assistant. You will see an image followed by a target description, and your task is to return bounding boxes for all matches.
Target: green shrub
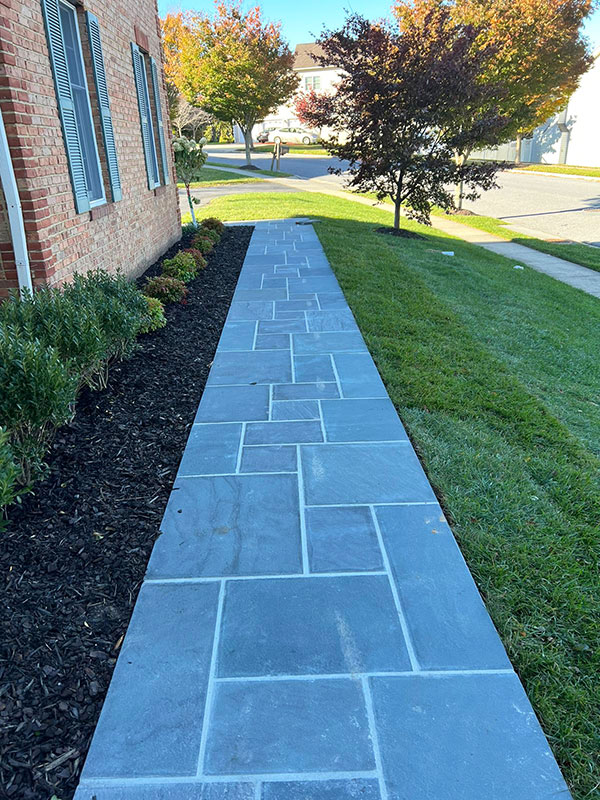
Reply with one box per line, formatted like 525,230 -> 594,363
183,248 -> 207,270
161,251 -> 199,283
0,427 -> 19,516
139,296 -> 167,333
0,327 -> 78,483
69,270 -> 147,362
0,287 -> 109,390
201,217 -> 225,235
191,234 -> 214,254
181,222 -> 198,240
201,228 -> 220,244
144,275 -> 188,304
0,271 -> 146,391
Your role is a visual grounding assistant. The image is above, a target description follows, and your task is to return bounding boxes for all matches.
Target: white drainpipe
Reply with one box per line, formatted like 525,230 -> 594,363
0,107 -> 33,295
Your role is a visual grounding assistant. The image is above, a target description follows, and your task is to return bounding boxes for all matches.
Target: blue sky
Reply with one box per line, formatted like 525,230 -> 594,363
157,0 -> 600,51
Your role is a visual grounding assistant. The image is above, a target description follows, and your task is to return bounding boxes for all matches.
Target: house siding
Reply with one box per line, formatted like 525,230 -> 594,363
0,0 -> 180,297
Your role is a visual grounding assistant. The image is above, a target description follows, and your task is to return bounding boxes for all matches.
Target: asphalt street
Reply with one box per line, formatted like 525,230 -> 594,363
203,145 -> 600,245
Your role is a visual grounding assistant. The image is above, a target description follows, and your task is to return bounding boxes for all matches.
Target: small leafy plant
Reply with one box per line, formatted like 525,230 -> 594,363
191,234 -> 214,254
201,228 -> 220,244
201,217 -> 225,235
161,251 -> 199,283
144,275 -> 188,304
139,296 -> 167,334
183,248 -> 207,270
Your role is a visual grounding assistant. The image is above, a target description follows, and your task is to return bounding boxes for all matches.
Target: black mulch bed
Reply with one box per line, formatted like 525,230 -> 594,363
0,225 -> 253,800
374,226 -> 423,239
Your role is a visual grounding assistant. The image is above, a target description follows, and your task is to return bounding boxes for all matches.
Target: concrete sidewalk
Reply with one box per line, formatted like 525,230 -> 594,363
74,219 -> 570,800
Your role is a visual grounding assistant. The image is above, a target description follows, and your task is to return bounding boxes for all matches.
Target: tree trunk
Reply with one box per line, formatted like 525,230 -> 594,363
515,133 -> 523,164
393,195 -> 402,230
242,127 -> 253,166
393,174 -> 403,229
454,150 -> 470,210
186,184 -> 197,227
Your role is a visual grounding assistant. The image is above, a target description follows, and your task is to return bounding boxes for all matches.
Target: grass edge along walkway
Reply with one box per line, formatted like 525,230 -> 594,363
192,191 -> 600,799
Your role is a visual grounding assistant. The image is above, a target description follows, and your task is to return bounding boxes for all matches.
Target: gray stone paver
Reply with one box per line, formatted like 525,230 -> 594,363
75,219 -> 571,800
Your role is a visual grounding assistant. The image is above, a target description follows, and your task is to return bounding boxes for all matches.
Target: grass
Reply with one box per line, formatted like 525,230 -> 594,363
196,191 -> 600,799
435,210 -> 600,274
517,163 -> 600,179
251,143 -> 330,156
204,160 -> 293,178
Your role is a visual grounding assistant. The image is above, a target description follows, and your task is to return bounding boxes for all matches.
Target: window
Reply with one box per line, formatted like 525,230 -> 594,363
304,75 -> 321,91
41,0 -> 121,212
59,1 -> 104,206
131,44 -> 170,190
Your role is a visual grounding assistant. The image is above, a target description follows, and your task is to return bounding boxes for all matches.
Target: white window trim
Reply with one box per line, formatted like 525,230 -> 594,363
59,0 -> 106,207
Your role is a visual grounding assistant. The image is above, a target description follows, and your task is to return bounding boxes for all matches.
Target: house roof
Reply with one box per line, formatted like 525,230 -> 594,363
294,43 -> 328,70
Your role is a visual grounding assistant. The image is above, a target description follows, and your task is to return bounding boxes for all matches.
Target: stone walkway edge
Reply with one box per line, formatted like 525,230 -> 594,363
74,219 -> 571,800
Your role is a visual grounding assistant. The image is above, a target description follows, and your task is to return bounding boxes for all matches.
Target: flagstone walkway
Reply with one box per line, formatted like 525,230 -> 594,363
75,220 -> 571,800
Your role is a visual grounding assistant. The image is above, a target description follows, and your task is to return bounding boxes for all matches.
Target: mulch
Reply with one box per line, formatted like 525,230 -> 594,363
374,226 -> 424,239
0,225 -> 253,800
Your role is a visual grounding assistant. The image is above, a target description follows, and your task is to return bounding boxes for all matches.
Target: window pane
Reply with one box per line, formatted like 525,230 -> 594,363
140,56 -> 160,186
59,1 -> 104,203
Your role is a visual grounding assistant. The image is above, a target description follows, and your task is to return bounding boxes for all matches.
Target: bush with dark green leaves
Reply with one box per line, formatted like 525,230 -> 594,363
0,327 -> 78,483
69,269 -> 147,362
201,228 -> 220,244
0,427 -> 19,519
191,234 -> 214,254
0,271 -> 147,391
201,217 -> 225,235
161,251 -> 199,283
183,248 -> 207,270
144,275 -> 188,304
139,295 -> 167,333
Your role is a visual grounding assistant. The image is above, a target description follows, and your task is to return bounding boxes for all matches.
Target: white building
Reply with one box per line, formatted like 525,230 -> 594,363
233,43 -> 341,142
472,48 -> 600,167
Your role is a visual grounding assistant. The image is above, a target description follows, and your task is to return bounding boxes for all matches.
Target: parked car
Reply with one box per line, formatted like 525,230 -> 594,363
266,127 -> 319,145
256,127 -> 277,143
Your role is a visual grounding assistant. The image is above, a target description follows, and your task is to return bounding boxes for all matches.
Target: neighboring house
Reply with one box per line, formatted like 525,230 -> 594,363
472,48 -> 600,167
233,43 -> 341,142
0,0 -> 180,298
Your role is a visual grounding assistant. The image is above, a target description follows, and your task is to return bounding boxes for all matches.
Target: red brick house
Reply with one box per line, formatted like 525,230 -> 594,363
0,0 -> 180,297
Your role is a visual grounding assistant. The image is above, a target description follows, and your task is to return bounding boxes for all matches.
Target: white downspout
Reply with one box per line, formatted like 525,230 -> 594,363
0,107 -> 33,295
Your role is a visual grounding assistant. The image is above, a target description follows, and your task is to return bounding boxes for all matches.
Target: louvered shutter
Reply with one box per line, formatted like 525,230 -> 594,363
150,57 -> 170,185
41,0 -> 90,213
86,12 -> 121,202
131,43 -> 156,190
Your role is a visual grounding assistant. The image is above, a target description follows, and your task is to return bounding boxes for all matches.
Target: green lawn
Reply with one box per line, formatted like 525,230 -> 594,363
436,210 -> 600,274
196,192 -> 600,799
205,160 -> 292,178
252,143 -> 330,156
517,163 -> 600,179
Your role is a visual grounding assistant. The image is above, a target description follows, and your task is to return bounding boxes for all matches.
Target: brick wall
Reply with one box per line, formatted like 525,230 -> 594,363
0,0 -> 180,296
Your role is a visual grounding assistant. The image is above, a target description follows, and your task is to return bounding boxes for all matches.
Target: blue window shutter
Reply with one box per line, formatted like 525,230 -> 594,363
41,0 -> 90,213
131,42 -> 155,190
150,57 -> 170,185
86,12 -> 121,202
